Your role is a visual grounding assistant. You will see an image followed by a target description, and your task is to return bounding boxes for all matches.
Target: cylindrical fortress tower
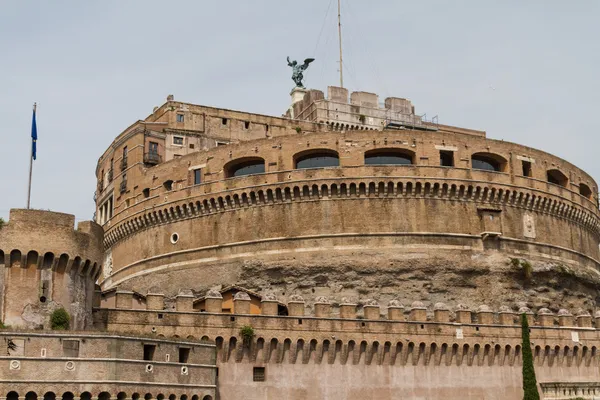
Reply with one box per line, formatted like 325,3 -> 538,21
94,91 -> 600,312
0,209 -> 103,329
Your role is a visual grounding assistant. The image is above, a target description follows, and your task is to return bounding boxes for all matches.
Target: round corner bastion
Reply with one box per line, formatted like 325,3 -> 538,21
94,110 -> 600,311
0,209 -> 103,329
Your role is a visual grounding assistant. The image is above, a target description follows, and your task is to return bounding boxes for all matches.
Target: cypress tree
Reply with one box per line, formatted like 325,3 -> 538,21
521,313 -> 540,400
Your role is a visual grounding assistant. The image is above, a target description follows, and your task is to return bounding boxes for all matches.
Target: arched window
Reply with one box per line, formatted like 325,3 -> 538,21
61,393 -> 74,400
294,149 -> 339,169
580,183 -> 592,199
547,169 -> 568,187
471,152 -> 507,172
364,149 -> 414,165
224,157 -> 265,178
7,392 -> 19,400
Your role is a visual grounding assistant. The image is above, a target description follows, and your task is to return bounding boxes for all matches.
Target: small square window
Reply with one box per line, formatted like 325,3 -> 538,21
222,118 -> 228,126
173,136 -> 184,146
253,366 -> 266,382
143,344 -> 156,361
177,114 -> 184,123
440,150 -> 454,167
194,169 -> 202,185
179,347 -> 190,363
244,121 -> 250,129
62,340 -> 80,357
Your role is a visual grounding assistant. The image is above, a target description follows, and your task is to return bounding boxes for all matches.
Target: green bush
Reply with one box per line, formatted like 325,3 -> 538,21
521,313 -> 539,400
50,308 -> 70,330
0,217 -> 5,229
240,325 -> 254,344
295,126 -> 302,133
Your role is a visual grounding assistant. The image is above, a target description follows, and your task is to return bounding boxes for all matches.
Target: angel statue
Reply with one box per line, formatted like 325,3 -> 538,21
287,56 -> 315,88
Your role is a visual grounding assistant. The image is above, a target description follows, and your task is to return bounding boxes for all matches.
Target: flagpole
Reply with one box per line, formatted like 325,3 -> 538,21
26,103 -> 36,209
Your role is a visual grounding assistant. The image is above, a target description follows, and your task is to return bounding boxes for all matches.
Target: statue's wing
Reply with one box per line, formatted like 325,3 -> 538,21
304,58 -> 315,65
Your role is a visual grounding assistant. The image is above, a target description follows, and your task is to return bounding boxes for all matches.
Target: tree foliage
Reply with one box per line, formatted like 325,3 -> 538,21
50,308 -> 70,330
521,313 -> 540,400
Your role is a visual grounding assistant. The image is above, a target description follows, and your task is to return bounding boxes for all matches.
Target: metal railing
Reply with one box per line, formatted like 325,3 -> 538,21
120,156 -> 128,171
144,152 -> 162,165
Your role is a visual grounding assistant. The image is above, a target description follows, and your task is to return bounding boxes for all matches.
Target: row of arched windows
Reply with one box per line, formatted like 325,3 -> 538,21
4,392 -> 211,400
221,148 -> 592,199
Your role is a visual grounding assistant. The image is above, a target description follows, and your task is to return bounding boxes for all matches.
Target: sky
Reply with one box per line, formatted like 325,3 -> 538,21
1,1 -> 599,223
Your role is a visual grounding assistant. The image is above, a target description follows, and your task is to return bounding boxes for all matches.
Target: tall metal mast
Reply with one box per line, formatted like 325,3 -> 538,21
337,0 -> 344,88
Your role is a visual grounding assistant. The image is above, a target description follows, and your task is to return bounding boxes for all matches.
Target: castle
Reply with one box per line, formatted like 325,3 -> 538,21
1,86 -> 600,399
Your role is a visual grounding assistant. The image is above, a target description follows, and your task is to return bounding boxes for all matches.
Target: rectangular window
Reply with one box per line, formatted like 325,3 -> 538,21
222,118 -> 228,126
244,121 -> 250,129
440,150 -> 454,167
179,347 -> 190,363
173,136 -> 184,146
123,146 -> 128,156
194,169 -> 202,185
174,154 -> 182,158
253,366 -> 266,382
522,161 -> 532,177
149,141 -> 159,154
143,344 -> 156,361
177,114 -> 184,123
216,141 -> 228,147
62,340 -> 80,357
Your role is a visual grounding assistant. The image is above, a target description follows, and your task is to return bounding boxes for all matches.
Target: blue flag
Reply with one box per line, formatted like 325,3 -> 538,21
31,107 -> 37,160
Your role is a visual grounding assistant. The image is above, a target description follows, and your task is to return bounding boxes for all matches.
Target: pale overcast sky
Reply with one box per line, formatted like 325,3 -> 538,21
1,1 -> 599,222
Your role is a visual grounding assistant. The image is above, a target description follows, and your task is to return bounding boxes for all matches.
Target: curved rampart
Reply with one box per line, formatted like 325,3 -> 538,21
98,130 -> 600,308
0,209 -> 103,329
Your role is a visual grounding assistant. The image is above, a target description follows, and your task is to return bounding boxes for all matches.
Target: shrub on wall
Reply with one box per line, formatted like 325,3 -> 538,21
50,308 -> 70,330
240,325 -> 254,346
521,313 -> 539,400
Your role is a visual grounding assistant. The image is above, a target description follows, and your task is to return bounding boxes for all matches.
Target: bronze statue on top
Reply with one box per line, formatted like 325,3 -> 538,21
287,56 -> 315,88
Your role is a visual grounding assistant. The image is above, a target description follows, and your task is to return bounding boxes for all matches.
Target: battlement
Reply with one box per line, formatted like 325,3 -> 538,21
0,209 -> 104,329
0,331 -> 216,399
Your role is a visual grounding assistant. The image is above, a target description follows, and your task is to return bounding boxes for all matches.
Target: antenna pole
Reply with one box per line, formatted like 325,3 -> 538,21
26,103 -> 36,209
337,0 -> 344,88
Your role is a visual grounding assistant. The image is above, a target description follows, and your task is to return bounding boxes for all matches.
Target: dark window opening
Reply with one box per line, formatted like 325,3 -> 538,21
177,114 -> 184,123
173,136 -> 184,145
298,318 -> 303,325
149,142 -> 159,154
157,313 -> 163,319
522,161 -> 532,177
547,169 -> 568,187
163,180 -> 173,191
189,143 -> 195,149
244,121 -> 250,129
253,366 -> 266,382
365,149 -> 414,165
439,150 -> 454,167
178,347 -> 190,363
295,150 -> 340,169
225,158 -> 266,178
580,183 -> 592,199
222,118 -> 228,125
143,344 -> 156,361
142,188 -> 150,198
471,153 -> 506,172
194,169 -> 202,185
63,340 -> 80,357
230,316 -> 235,321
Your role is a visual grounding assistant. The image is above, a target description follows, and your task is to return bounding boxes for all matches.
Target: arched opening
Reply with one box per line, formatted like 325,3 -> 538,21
0,250 -> 4,266
9,249 -> 22,267
191,396 -> 199,400
364,148 -> 415,165
131,394 -> 140,400
42,252 -> 54,269
80,393 -> 91,400
293,149 -> 339,169
26,250 -> 39,268
117,393 -> 127,400
61,393 -> 74,400
98,393 -> 110,400
169,395 -> 176,400
43,392 -> 56,400
471,152 -> 507,172
224,157 -> 265,178
7,392 -> 19,400
144,394 -> 153,400
202,396 -> 213,400
157,394 -> 165,400
579,183 -> 592,198
25,392 -> 38,400
56,253 -> 69,273
547,169 -> 568,187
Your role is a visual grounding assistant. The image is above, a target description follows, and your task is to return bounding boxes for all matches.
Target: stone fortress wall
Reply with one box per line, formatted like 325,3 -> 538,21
0,332 -> 216,400
95,111 -> 600,310
0,209 -> 104,329
94,290 -> 600,400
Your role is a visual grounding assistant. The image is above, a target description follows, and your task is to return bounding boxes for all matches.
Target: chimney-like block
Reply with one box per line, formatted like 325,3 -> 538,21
340,304 -> 357,319
261,300 -> 278,316
146,293 -> 165,311
363,305 -> 380,320
288,301 -> 305,317
115,290 -> 133,310
456,310 -> 472,324
314,303 -> 331,318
